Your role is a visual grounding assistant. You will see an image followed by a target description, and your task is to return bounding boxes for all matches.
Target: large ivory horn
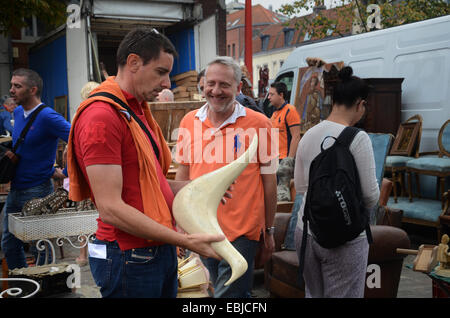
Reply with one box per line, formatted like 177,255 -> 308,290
172,135 -> 258,286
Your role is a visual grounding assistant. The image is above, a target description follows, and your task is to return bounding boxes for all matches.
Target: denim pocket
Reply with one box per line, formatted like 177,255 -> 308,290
89,257 -> 112,289
126,246 -> 158,265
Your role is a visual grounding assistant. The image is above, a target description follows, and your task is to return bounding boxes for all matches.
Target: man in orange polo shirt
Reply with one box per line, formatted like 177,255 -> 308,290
175,56 -> 278,298
268,81 -> 301,161
268,82 -> 301,201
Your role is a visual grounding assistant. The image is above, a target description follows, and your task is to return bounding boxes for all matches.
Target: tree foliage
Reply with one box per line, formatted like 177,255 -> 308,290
0,0 -> 67,36
278,0 -> 450,39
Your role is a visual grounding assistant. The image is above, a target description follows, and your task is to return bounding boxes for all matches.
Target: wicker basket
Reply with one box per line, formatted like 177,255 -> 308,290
8,209 -> 98,241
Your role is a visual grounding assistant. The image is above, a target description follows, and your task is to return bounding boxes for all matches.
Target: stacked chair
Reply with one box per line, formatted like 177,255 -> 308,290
387,119 -> 450,242
385,115 -> 423,202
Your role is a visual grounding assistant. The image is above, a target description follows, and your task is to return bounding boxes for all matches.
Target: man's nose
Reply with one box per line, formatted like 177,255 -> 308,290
161,75 -> 171,89
210,84 -> 222,94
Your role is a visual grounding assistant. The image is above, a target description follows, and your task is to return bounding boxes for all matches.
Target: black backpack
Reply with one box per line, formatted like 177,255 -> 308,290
298,126 -> 373,286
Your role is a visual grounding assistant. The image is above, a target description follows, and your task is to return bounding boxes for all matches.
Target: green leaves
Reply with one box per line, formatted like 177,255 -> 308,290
278,0 -> 450,40
0,0 -> 67,36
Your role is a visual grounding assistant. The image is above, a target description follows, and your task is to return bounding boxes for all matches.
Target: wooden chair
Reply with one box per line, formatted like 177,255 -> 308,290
406,119 -> 450,208
385,114 -> 423,202
400,190 -> 449,243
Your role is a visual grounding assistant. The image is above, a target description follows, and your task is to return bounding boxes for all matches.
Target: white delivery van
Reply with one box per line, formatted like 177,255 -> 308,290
273,15 -> 450,152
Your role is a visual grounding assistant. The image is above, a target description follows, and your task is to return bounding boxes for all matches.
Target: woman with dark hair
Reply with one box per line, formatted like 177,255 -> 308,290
293,66 -> 380,297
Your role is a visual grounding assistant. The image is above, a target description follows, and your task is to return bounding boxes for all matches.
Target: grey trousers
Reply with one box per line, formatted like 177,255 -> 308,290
295,226 -> 369,298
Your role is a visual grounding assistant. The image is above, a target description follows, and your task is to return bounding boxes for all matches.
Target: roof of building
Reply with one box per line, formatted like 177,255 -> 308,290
226,4 -> 285,29
251,5 -> 352,55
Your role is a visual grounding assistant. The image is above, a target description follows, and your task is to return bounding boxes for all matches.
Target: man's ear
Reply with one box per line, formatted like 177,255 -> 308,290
127,54 -> 141,73
29,86 -> 38,96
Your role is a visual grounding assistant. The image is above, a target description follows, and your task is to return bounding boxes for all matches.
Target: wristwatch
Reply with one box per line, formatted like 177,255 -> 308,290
265,226 -> 275,235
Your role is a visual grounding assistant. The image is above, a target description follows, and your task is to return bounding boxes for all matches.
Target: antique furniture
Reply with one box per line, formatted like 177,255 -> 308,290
149,100 -> 204,142
264,207 -> 410,298
368,133 -> 394,187
264,131 -> 408,297
8,208 -> 98,265
406,119 -> 450,207
388,190 -> 448,243
385,115 -> 423,202
385,120 -> 450,242
356,78 -> 404,136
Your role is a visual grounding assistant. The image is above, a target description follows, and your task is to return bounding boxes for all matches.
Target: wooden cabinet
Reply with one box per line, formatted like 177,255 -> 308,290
356,78 -> 404,135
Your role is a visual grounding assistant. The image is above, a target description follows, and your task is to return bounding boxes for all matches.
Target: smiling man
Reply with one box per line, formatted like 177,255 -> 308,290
175,56 -> 278,298
67,28 -> 224,298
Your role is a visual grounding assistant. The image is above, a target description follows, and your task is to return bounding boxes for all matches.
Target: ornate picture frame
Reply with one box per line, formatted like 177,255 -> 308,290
390,122 -> 420,156
54,95 -> 67,120
293,61 -> 344,133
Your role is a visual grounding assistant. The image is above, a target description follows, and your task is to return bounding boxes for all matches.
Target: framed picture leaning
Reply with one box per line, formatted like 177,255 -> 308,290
390,122 -> 420,156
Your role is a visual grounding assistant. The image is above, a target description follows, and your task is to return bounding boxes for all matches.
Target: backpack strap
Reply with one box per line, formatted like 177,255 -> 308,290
336,126 -> 360,148
90,92 -> 160,160
337,126 -> 374,245
297,215 -> 308,288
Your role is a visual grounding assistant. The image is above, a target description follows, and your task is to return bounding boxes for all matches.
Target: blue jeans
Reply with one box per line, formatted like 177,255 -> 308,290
89,239 -> 178,298
1,180 -> 54,270
202,236 -> 259,298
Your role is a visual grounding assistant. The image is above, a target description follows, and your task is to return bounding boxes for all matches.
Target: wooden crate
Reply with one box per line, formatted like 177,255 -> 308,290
149,101 -> 204,142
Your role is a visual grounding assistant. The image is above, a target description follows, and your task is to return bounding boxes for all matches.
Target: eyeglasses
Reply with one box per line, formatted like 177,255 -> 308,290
127,28 -> 160,51
197,84 -> 204,94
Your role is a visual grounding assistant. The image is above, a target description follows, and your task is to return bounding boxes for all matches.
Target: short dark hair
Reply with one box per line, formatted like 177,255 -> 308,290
270,81 -> 288,100
116,28 -> 178,67
197,69 -> 205,83
12,68 -> 43,97
332,66 -> 369,108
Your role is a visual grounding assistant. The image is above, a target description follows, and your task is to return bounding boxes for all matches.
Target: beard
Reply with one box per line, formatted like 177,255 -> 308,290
11,95 -> 26,107
206,95 -> 236,114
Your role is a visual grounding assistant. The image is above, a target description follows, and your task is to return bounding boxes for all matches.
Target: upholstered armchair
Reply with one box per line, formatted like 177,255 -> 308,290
405,119 -> 450,207
264,204 -> 411,298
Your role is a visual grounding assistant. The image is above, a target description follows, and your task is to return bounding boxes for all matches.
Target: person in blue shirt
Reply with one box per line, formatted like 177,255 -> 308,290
0,97 -> 15,136
1,68 -> 71,270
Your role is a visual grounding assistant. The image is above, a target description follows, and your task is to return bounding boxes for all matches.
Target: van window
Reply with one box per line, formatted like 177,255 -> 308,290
274,71 -> 294,101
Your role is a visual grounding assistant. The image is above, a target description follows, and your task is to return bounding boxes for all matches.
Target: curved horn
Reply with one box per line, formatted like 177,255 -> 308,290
172,135 -> 258,286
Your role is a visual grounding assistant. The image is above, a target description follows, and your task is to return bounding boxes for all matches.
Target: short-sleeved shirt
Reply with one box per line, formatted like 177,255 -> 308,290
73,90 -> 174,250
270,103 -> 301,159
175,102 -> 277,242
